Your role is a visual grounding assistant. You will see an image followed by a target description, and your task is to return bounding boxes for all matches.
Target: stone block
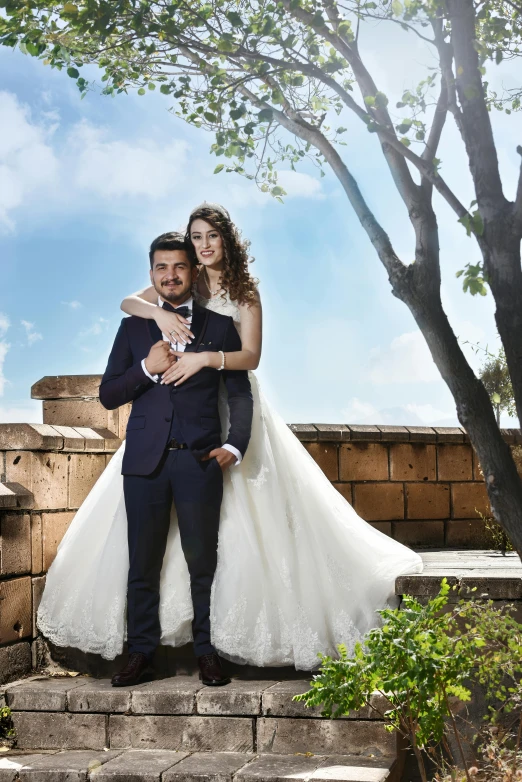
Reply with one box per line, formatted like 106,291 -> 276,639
71,429 -> 106,452
235,754 -> 324,782
332,483 -> 352,504
314,424 -> 351,442
31,577 -> 46,637
42,512 -> 75,570
392,521 -> 444,548
43,400 -> 118,435
256,717 -> 395,757
0,576 -> 32,643
0,425 -> 63,453
369,522 -> 392,537
376,426 -> 409,442
0,514 -> 31,575
68,454 -> 106,509
347,425 -> 381,441
31,515 -> 43,574
405,427 -> 436,443
49,426 -> 86,452
262,682 -> 388,721
433,427 -> 465,443
304,444 -> 338,481
405,483 -> 450,519
6,452 -> 69,511
389,444 -> 436,482
437,444 -> 472,481
445,519 -> 491,548
451,482 -> 490,519
95,430 -> 122,453
0,642 -> 31,685
309,756 -> 396,782
16,750 -> 122,780
196,680 -> 277,716
11,712 -> 107,750
163,751 -> 251,782
92,749 -> 189,781
0,483 -> 34,511
131,678 -> 201,715
289,425 -> 318,442
353,484 -> 404,521
339,443 -> 388,482
0,753 -> 48,781
109,715 -> 254,752
6,677 -> 87,712
68,680 -> 131,714
32,375 -> 103,400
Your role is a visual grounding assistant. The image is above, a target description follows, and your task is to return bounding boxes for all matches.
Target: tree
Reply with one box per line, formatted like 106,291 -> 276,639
2,0 -> 522,554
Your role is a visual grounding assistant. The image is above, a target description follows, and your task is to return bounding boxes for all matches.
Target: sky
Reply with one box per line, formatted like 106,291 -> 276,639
0,18 -> 520,427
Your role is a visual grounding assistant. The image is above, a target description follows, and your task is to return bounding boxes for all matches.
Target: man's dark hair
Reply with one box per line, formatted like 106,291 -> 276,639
149,232 -> 193,268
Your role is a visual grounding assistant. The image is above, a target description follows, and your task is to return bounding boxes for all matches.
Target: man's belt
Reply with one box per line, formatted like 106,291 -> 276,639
166,438 -> 188,450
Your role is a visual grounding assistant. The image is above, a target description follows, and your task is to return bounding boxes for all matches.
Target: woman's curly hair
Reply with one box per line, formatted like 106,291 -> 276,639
185,205 -> 258,306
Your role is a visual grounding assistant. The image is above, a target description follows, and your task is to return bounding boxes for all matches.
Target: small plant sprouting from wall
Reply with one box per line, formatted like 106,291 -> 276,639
0,706 -> 15,748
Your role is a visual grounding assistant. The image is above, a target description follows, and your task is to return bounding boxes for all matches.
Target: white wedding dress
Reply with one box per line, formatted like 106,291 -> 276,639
37,290 -> 423,670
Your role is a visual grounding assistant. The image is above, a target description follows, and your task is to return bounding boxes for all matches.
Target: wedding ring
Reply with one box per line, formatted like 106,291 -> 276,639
169,330 -> 177,339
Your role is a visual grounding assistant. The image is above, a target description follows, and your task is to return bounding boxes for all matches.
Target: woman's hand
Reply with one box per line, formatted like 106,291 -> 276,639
160,351 -> 212,386
155,308 -> 194,345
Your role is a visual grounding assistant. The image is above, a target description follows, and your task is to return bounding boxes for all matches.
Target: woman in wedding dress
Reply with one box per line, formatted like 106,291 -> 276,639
37,203 -> 422,671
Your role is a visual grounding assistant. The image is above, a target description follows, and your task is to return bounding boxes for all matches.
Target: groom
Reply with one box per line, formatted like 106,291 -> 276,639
99,231 -> 253,687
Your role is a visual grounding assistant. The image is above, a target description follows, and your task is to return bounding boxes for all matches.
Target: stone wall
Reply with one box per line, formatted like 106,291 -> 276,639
0,374 -> 520,684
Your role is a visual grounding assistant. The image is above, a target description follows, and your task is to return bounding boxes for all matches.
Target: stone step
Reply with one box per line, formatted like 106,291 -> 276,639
3,677 -> 395,758
0,749 -> 400,782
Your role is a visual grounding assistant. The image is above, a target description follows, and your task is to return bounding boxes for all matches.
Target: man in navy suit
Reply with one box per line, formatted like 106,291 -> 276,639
99,232 -> 253,687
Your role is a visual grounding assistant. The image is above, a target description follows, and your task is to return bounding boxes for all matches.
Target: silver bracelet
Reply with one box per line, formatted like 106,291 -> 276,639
217,350 -> 225,371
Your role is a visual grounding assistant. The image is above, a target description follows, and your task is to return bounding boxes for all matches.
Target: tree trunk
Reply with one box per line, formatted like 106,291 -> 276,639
391,278 -> 522,559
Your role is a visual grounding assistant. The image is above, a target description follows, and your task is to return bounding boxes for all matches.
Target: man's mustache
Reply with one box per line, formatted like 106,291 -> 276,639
162,279 -> 182,286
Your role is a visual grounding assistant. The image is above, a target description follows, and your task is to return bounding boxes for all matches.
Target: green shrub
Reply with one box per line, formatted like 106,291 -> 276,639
295,580 -> 522,782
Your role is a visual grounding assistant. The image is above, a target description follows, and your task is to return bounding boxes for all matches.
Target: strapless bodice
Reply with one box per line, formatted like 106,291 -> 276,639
192,287 -> 241,333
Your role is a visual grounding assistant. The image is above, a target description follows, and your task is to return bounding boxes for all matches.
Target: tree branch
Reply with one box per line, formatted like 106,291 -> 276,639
180,43 -> 408,285
515,145 -> 522,236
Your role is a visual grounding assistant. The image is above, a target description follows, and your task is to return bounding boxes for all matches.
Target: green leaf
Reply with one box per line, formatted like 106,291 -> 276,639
160,84 -> 171,94
67,67 -> 80,79
214,164 -> 225,174
138,88 -> 146,95
257,108 -> 274,122
63,3 -> 79,13
391,0 -> 403,16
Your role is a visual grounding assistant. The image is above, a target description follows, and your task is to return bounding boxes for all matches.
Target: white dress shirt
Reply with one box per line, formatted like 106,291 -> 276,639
141,297 -> 241,465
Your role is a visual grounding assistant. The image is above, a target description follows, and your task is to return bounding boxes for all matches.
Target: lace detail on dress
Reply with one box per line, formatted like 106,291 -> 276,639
192,286 -> 241,333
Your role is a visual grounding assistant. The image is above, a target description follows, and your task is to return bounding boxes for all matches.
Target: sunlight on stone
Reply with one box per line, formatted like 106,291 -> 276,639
309,763 -> 390,781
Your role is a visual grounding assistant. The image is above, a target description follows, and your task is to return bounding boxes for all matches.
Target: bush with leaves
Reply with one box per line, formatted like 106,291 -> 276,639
295,580 -> 522,782
0,706 -> 15,748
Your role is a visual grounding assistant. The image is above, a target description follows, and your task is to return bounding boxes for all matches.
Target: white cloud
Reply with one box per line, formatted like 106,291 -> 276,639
0,402 -> 42,423
62,300 -> 83,309
79,317 -> 110,338
367,330 -> 440,384
71,121 -> 189,200
277,170 -> 324,200
0,313 -> 10,397
0,91 -> 58,231
21,320 -> 43,346
341,397 -> 458,426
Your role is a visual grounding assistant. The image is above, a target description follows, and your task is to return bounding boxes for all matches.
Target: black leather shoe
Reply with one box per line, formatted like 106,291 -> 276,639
197,653 -> 231,686
111,652 -> 153,687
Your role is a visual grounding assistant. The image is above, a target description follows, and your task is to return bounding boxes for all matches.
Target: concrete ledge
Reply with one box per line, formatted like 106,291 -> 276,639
288,424 -> 522,445
0,424 -> 121,452
0,483 -> 34,510
31,375 -> 102,400
396,550 -> 522,599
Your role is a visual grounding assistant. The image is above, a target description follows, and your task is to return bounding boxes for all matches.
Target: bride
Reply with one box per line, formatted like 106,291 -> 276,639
37,202 -> 422,671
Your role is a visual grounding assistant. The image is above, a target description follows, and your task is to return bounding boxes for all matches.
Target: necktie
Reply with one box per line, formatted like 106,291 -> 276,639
163,303 -> 191,319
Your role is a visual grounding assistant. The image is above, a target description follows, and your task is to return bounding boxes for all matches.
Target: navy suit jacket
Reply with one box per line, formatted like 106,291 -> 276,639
99,301 -> 253,476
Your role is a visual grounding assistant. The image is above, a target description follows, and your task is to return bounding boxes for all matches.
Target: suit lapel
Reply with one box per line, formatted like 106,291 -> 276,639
147,319 -> 163,344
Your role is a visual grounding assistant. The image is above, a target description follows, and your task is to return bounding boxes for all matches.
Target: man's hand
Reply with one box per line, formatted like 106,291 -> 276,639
144,341 -> 175,376
201,447 -> 236,471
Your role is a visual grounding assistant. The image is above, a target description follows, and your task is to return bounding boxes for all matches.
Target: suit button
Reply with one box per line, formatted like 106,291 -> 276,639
165,417 -> 171,422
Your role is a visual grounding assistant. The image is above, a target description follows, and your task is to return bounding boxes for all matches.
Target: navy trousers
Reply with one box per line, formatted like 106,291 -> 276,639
123,450 -> 223,660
